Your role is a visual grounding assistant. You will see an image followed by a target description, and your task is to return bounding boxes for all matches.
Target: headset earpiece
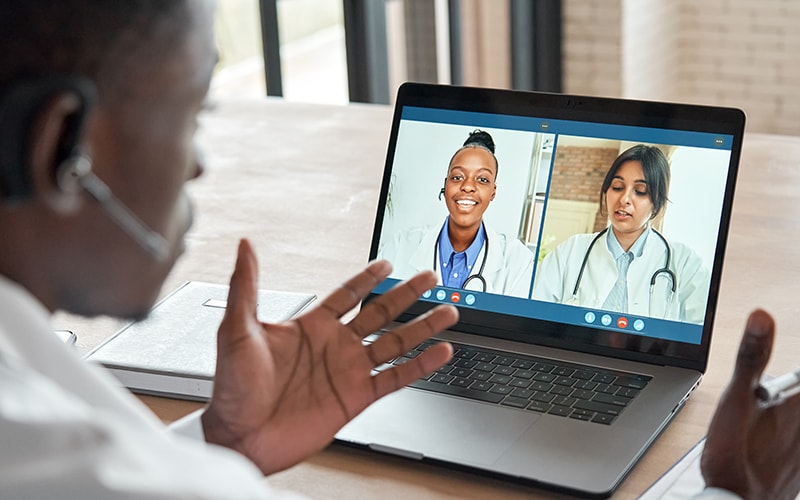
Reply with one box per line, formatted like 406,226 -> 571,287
0,77 -> 168,260
55,153 -> 92,194
438,178 -> 446,201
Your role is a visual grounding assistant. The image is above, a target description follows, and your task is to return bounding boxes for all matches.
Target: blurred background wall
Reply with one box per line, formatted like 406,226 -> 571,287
212,0 -> 800,135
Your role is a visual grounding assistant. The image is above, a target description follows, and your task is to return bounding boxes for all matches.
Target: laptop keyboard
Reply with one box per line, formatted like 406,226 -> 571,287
374,337 -> 651,425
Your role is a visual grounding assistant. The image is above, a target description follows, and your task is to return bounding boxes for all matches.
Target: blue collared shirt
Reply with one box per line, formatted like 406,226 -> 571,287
438,219 -> 486,289
601,227 -> 649,312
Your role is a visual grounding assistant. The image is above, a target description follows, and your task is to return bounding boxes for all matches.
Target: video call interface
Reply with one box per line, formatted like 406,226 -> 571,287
373,106 -> 735,346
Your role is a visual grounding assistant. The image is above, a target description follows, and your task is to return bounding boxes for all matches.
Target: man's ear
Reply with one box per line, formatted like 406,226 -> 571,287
27,91 -> 90,214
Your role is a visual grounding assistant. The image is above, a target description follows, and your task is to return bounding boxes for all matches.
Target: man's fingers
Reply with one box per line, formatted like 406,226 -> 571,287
346,270 -> 439,338
731,309 -> 775,397
371,341 -> 455,399
219,239 -> 260,344
367,305 -> 458,365
705,309 -> 775,443
315,260 -> 394,320
701,309 -> 779,496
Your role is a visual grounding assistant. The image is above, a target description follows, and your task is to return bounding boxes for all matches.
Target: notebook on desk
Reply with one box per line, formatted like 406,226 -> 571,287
335,83 -> 745,498
85,281 -> 315,401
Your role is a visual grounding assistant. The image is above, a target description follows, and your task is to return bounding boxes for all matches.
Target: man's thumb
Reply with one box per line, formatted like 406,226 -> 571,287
732,309 -> 775,390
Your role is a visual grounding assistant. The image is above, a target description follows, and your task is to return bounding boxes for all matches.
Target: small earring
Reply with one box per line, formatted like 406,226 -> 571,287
55,153 -> 92,193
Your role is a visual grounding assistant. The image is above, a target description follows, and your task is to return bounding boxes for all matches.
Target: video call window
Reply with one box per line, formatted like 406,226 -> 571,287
375,110 -> 733,345
377,121 -> 552,298
532,137 -> 731,325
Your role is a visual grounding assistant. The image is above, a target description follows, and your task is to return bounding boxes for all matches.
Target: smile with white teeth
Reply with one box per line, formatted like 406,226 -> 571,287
456,200 -> 477,206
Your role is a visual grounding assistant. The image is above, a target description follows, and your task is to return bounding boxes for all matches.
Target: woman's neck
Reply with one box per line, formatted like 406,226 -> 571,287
611,225 -> 647,253
447,221 -> 480,252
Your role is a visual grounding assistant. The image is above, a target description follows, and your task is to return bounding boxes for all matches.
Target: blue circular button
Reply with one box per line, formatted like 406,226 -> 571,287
584,311 -> 596,323
601,314 -> 612,326
465,294 -> 476,305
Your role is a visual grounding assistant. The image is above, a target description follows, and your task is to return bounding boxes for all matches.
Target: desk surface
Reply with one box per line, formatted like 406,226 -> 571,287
56,98 -> 800,499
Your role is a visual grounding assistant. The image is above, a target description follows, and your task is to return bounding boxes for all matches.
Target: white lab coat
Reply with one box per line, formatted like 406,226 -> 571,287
380,223 -> 535,298
532,229 -> 710,323
0,275 -> 304,499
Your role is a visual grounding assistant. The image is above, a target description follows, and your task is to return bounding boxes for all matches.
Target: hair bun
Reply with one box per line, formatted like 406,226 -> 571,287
463,129 -> 495,153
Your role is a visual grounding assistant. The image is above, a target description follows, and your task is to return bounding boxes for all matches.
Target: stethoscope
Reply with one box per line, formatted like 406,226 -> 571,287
572,226 -> 677,314
433,226 -> 489,292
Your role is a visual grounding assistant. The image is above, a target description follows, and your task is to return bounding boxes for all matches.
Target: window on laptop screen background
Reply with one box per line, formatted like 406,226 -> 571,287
374,106 -> 734,346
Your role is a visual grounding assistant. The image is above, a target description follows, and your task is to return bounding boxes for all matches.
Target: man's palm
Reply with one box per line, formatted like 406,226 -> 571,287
202,239 -> 457,474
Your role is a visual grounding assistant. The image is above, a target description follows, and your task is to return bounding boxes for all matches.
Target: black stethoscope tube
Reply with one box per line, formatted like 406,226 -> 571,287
572,227 -> 676,298
433,226 -> 489,292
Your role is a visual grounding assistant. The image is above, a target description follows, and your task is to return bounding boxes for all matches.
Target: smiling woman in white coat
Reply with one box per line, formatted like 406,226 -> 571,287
380,130 -> 535,298
532,144 -> 710,323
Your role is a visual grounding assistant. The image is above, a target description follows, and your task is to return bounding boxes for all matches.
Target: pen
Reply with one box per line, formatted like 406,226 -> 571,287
756,368 -> 800,408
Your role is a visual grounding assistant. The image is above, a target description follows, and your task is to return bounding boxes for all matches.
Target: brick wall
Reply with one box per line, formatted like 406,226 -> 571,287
562,1 -> 623,97
563,0 -> 800,135
550,146 -> 619,231
679,0 -> 800,135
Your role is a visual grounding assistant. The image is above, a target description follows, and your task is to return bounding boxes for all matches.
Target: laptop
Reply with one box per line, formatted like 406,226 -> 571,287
335,82 -> 745,498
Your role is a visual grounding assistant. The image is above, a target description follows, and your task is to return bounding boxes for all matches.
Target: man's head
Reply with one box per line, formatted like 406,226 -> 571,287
0,1 -> 217,318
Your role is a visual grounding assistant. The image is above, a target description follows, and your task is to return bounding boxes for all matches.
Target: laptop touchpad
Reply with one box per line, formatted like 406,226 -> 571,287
338,389 -> 540,466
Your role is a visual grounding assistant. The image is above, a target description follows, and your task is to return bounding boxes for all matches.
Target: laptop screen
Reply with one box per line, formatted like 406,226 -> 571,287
369,83 -> 744,371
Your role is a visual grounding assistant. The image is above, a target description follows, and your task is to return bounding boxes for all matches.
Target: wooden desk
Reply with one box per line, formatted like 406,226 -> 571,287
57,99 -> 800,499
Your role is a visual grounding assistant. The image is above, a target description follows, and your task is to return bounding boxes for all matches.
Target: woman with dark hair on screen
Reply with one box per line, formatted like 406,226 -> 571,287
381,129 -> 534,298
533,144 -> 710,323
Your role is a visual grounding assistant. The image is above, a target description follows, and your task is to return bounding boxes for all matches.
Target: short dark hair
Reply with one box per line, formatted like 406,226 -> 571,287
448,129 -> 499,178
600,144 -> 671,219
0,1 -> 190,101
